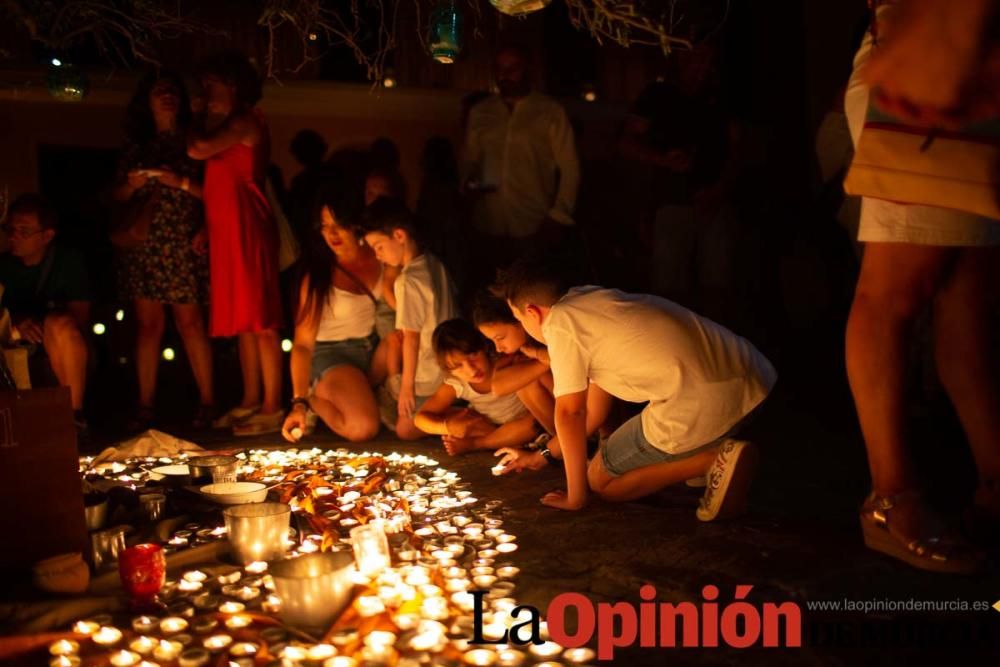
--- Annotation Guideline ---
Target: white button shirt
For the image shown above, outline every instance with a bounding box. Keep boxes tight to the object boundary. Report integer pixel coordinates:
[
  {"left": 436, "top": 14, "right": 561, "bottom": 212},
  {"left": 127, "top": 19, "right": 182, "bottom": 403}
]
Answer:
[{"left": 463, "top": 92, "right": 580, "bottom": 238}]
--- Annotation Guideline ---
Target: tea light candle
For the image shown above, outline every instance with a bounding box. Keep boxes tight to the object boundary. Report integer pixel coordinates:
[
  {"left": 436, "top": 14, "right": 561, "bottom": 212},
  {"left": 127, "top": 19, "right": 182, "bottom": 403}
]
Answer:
[
  {"left": 191, "top": 616, "right": 218, "bottom": 634},
  {"left": 167, "top": 601, "right": 195, "bottom": 618},
  {"left": 462, "top": 524, "right": 483, "bottom": 537},
  {"left": 464, "top": 649, "right": 497, "bottom": 666},
  {"left": 421, "top": 596, "right": 449, "bottom": 621},
  {"left": 218, "top": 601, "right": 245, "bottom": 614},
  {"left": 128, "top": 637, "right": 156, "bottom": 656},
  {"left": 183, "top": 570, "right": 208, "bottom": 583},
  {"left": 93, "top": 626, "right": 123, "bottom": 647},
  {"left": 496, "top": 649, "right": 526, "bottom": 667},
  {"left": 496, "top": 543, "right": 518, "bottom": 554},
  {"left": 224, "top": 614, "right": 252, "bottom": 630},
  {"left": 496, "top": 566, "right": 519, "bottom": 579},
  {"left": 153, "top": 640, "right": 182, "bottom": 661},
  {"left": 444, "top": 566, "right": 467, "bottom": 579},
  {"left": 451, "top": 591, "right": 476, "bottom": 612},
  {"left": 159, "top": 617, "right": 189, "bottom": 634},
  {"left": 217, "top": 570, "right": 242, "bottom": 585},
  {"left": 262, "top": 594, "right": 282, "bottom": 614},
  {"left": 478, "top": 549, "right": 499, "bottom": 559},
  {"left": 177, "top": 647, "right": 210, "bottom": 667},
  {"left": 192, "top": 593, "right": 220, "bottom": 611},
  {"left": 281, "top": 645, "right": 308, "bottom": 662},
  {"left": 529, "top": 641, "right": 563, "bottom": 658},
  {"left": 364, "top": 630, "right": 397, "bottom": 657},
  {"left": 329, "top": 628, "right": 359, "bottom": 648},
  {"left": 230, "top": 642, "right": 259, "bottom": 658},
  {"left": 471, "top": 566, "right": 494, "bottom": 577},
  {"left": 109, "top": 650, "right": 141, "bottom": 666},
  {"left": 131, "top": 616, "right": 158, "bottom": 634},
  {"left": 323, "top": 657, "right": 356, "bottom": 667},
  {"left": 564, "top": 647, "right": 596, "bottom": 663},
  {"left": 234, "top": 586, "right": 260, "bottom": 601},
  {"left": 298, "top": 540, "right": 319, "bottom": 554},
  {"left": 474, "top": 575, "right": 497, "bottom": 588},
  {"left": 49, "top": 657, "right": 80, "bottom": 667},
  {"left": 245, "top": 561, "right": 268, "bottom": 574},
  {"left": 306, "top": 644, "right": 335, "bottom": 661},
  {"left": 202, "top": 634, "right": 232, "bottom": 653},
  {"left": 71, "top": 621, "right": 99, "bottom": 636},
  {"left": 445, "top": 577, "right": 471, "bottom": 593},
  {"left": 484, "top": 528, "right": 504, "bottom": 539},
  {"left": 481, "top": 622, "right": 507, "bottom": 642},
  {"left": 177, "top": 579, "right": 202, "bottom": 593},
  {"left": 49, "top": 640, "right": 79, "bottom": 656},
  {"left": 168, "top": 536, "right": 188, "bottom": 547},
  {"left": 431, "top": 549, "right": 452, "bottom": 561},
  {"left": 356, "top": 595, "right": 385, "bottom": 617}
]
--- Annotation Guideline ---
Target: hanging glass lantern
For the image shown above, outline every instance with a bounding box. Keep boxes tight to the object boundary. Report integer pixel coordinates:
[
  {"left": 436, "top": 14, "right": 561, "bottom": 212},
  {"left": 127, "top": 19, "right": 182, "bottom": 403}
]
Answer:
[
  {"left": 488, "top": 0, "right": 552, "bottom": 16},
  {"left": 429, "top": 0, "right": 464, "bottom": 64},
  {"left": 47, "top": 59, "right": 89, "bottom": 102}
]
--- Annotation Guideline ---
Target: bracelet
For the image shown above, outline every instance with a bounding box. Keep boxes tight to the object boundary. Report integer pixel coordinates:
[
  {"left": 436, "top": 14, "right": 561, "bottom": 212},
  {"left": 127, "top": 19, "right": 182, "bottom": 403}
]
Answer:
[
  {"left": 538, "top": 444, "right": 555, "bottom": 465},
  {"left": 290, "top": 396, "right": 310, "bottom": 410},
  {"left": 181, "top": 176, "right": 190, "bottom": 192}
]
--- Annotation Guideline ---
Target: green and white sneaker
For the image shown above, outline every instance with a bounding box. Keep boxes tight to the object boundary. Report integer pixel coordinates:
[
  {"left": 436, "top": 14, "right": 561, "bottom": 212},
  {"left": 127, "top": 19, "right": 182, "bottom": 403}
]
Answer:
[
  {"left": 685, "top": 475, "right": 707, "bottom": 488},
  {"left": 696, "top": 439, "right": 758, "bottom": 522}
]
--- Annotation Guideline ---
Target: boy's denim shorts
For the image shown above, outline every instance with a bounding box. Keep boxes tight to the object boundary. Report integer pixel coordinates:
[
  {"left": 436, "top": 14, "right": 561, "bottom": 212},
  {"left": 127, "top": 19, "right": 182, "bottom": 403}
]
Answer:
[{"left": 311, "top": 333, "right": 377, "bottom": 384}]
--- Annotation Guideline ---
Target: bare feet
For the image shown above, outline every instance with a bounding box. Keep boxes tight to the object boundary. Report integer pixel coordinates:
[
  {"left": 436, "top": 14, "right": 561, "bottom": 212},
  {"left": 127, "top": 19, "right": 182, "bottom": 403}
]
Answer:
[{"left": 442, "top": 435, "right": 476, "bottom": 456}]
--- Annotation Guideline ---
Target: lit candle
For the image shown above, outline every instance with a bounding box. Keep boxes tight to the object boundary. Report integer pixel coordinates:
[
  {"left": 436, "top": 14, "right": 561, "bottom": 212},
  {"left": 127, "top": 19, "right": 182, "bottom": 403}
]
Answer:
[
  {"left": 159, "top": 617, "right": 189, "bottom": 634},
  {"left": 462, "top": 524, "right": 484, "bottom": 537},
  {"left": 496, "top": 543, "right": 518, "bottom": 554},
  {"left": 471, "top": 566, "right": 494, "bottom": 577},
  {"left": 131, "top": 616, "right": 158, "bottom": 633},
  {"left": 262, "top": 594, "right": 282, "bottom": 614},
  {"left": 420, "top": 596, "right": 449, "bottom": 621},
  {"left": 306, "top": 644, "right": 336, "bottom": 661},
  {"left": 474, "top": 575, "right": 497, "bottom": 588},
  {"left": 234, "top": 586, "right": 260, "bottom": 601},
  {"left": 183, "top": 570, "right": 208, "bottom": 583},
  {"left": 245, "top": 561, "right": 268, "bottom": 574},
  {"left": 218, "top": 601, "right": 245, "bottom": 614},
  {"left": 128, "top": 637, "right": 156, "bottom": 656},
  {"left": 217, "top": 570, "right": 241, "bottom": 585},
  {"left": 496, "top": 566, "right": 519, "bottom": 579},
  {"left": 281, "top": 645, "right": 308, "bottom": 662},
  {"left": 177, "top": 579, "right": 202, "bottom": 593},
  {"left": 298, "top": 540, "right": 319, "bottom": 554},
  {"left": 93, "top": 626, "right": 123, "bottom": 647},
  {"left": 484, "top": 528, "right": 504, "bottom": 539},
  {"left": 364, "top": 630, "right": 397, "bottom": 656},
  {"left": 48, "top": 640, "right": 79, "bottom": 656},
  {"left": 323, "top": 657, "right": 356, "bottom": 667},
  {"left": 109, "top": 650, "right": 141, "bottom": 667},
  {"left": 202, "top": 634, "right": 232, "bottom": 653},
  {"left": 350, "top": 522, "right": 391, "bottom": 577},
  {"left": 496, "top": 649, "right": 526, "bottom": 667},
  {"left": 230, "top": 642, "right": 259, "bottom": 658},
  {"left": 529, "top": 641, "right": 563, "bottom": 658},
  {"left": 168, "top": 536, "right": 188, "bottom": 547},
  {"left": 463, "top": 649, "right": 497, "bottom": 666},
  {"left": 224, "top": 614, "right": 252, "bottom": 630},
  {"left": 446, "top": 577, "right": 471, "bottom": 593},
  {"left": 564, "top": 647, "right": 596, "bottom": 663},
  {"left": 408, "top": 620, "right": 447, "bottom": 651},
  {"left": 153, "top": 640, "right": 183, "bottom": 661},
  {"left": 478, "top": 549, "right": 499, "bottom": 559},
  {"left": 71, "top": 621, "right": 99, "bottom": 636},
  {"left": 192, "top": 593, "right": 220, "bottom": 611},
  {"left": 49, "top": 657, "right": 80, "bottom": 667},
  {"left": 356, "top": 595, "right": 385, "bottom": 617}
]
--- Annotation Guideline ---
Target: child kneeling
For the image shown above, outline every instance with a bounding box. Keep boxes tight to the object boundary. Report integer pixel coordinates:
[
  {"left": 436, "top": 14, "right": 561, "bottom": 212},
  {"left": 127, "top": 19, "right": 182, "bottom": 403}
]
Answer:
[{"left": 414, "top": 319, "right": 540, "bottom": 455}]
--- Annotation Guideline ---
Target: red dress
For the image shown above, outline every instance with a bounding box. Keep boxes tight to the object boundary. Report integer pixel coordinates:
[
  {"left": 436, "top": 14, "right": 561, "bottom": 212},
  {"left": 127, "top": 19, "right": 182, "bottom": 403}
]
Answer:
[{"left": 202, "top": 120, "right": 282, "bottom": 337}]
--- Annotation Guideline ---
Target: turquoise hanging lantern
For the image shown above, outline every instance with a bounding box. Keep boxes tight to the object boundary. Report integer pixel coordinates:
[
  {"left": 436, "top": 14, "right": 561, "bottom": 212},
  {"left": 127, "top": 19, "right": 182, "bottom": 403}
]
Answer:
[
  {"left": 429, "top": 0, "right": 463, "bottom": 64},
  {"left": 489, "top": 0, "right": 552, "bottom": 16},
  {"left": 46, "top": 59, "right": 89, "bottom": 102}
]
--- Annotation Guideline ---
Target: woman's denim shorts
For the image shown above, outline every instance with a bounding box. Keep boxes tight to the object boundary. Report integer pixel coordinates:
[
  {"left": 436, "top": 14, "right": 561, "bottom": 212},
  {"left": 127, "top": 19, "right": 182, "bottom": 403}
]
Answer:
[{"left": 311, "top": 332, "right": 377, "bottom": 384}]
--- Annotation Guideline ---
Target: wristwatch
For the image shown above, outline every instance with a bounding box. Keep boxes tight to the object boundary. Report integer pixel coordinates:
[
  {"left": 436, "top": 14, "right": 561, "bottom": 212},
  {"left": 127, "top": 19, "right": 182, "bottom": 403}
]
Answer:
[{"left": 290, "top": 396, "right": 310, "bottom": 410}]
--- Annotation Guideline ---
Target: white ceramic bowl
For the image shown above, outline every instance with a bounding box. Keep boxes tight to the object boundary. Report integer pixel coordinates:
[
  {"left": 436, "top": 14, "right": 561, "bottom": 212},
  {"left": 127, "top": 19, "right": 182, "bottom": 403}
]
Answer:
[
  {"left": 148, "top": 464, "right": 190, "bottom": 480},
  {"left": 200, "top": 482, "right": 268, "bottom": 505}
]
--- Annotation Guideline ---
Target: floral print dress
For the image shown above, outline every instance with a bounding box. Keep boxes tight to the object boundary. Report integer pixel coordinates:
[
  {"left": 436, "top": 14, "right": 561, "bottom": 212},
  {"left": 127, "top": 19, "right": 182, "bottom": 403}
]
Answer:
[{"left": 117, "top": 131, "right": 208, "bottom": 304}]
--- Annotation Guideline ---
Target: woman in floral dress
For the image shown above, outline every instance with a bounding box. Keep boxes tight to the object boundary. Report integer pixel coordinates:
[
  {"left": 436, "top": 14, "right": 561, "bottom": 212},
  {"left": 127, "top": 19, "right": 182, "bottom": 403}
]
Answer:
[{"left": 113, "top": 71, "right": 214, "bottom": 430}]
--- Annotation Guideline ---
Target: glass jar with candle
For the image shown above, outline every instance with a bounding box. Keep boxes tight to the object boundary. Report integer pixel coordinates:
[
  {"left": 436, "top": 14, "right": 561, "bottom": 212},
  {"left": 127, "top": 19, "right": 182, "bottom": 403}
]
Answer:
[{"left": 350, "top": 521, "right": 391, "bottom": 577}]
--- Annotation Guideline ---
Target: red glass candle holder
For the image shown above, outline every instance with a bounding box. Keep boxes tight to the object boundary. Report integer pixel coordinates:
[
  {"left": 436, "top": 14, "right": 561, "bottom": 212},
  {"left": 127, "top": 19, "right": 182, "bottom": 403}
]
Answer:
[{"left": 118, "top": 543, "right": 165, "bottom": 607}]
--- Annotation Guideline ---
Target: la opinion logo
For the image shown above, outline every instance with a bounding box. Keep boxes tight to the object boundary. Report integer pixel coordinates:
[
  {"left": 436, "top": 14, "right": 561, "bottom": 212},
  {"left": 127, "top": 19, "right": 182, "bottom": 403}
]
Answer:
[{"left": 471, "top": 584, "right": 802, "bottom": 660}]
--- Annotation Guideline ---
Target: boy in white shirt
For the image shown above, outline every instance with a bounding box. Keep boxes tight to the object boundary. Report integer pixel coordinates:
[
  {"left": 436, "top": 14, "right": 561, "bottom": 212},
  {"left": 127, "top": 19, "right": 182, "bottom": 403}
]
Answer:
[
  {"left": 363, "top": 197, "right": 458, "bottom": 439},
  {"left": 503, "top": 255, "right": 777, "bottom": 519}
]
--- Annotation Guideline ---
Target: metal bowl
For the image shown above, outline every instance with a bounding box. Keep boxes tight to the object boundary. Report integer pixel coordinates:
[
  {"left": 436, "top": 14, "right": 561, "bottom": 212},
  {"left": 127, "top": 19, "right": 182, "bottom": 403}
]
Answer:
[
  {"left": 269, "top": 552, "right": 355, "bottom": 631},
  {"left": 188, "top": 455, "right": 238, "bottom": 485},
  {"left": 200, "top": 482, "right": 268, "bottom": 505}
]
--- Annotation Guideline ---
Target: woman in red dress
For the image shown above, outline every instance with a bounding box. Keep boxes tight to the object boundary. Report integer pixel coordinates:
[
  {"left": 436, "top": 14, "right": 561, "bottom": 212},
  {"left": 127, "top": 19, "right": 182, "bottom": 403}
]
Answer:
[{"left": 188, "top": 52, "right": 284, "bottom": 435}]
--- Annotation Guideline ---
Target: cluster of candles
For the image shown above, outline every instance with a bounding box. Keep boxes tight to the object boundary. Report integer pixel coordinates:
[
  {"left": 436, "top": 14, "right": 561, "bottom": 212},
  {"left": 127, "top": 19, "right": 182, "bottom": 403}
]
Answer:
[{"left": 67, "top": 448, "right": 594, "bottom": 666}]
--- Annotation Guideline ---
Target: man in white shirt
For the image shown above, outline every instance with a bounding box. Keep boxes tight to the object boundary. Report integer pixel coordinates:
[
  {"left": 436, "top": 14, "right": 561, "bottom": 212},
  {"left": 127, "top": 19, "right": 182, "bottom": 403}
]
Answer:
[
  {"left": 462, "top": 47, "right": 580, "bottom": 259},
  {"left": 503, "top": 254, "right": 776, "bottom": 519}
]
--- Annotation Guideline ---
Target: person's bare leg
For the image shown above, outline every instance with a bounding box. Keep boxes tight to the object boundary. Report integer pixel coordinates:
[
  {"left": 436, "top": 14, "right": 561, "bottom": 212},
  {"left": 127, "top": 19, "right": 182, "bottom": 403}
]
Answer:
[
  {"left": 386, "top": 331, "right": 402, "bottom": 377},
  {"left": 237, "top": 332, "right": 261, "bottom": 409},
  {"left": 846, "top": 242, "right": 952, "bottom": 498},
  {"left": 932, "top": 247, "right": 1000, "bottom": 486},
  {"left": 311, "top": 366, "right": 380, "bottom": 442},
  {"left": 396, "top": 413, "right": 427, "bottom": 441},
  {"left": 369, "top": 337, "right": 390, "bottom": 387},
  {"left": 134, "top": 299, "right": 165, "bottom": 409},
  {"left": 587, "top": 447, "right": 719, "bottom": 502},
  {"left": 172, "top": 303, "right": 214, "bottom": 406},
  {"left": 586, "top": 383, "right": 615, "bottom": 435},
  {"left": 43, "top": 313, "right": 88, "bottom": 411},
  {"left": 516, "top": 377, "right": 555, "bottom": 435},
  {"left": 255, "top": 328, "right": 283, "bottom": 414},
  {"left": 468, "top": 414, "right": 538, "bottom": 451}
]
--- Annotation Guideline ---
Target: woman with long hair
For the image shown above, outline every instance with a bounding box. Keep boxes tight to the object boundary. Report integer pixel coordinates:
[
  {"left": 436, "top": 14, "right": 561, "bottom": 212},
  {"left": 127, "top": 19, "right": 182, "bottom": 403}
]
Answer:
[
  {"left": 281, "top": 187, "right": 382, "bottom": 443},
  {"left": 113, "top": 70, "right": 214, "bottom": 430},
  {"left": 187, "top": 51, "right": 284, "bottom": 435}
]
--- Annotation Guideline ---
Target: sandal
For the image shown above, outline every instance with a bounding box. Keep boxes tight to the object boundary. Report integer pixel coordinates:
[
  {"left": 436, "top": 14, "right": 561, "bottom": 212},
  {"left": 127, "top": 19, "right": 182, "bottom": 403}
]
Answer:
[
  {"left": 860, "top": 491, "right": 984, "bottom": 574},
  {"left": 212, "top": 405, "right": 260, "bottom": 429},
  {"left": 191, "top": 404, "right": 217, "bottom": 430},
  {"left": 232, "top": 410, "right": 284, "bottom": 437}
]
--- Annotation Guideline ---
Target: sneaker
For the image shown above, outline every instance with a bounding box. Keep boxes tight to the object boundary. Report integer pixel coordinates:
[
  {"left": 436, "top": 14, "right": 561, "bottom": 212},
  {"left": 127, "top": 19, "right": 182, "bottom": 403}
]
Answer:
[
  {"left": 232, "top": 410, "right": 283, "bottom": 437},
  {"left": 696, "top": 439, "right": 758, "bottom": 522},
  {"left": 212, "top": 404, "right": 260, "bottom": 429}
]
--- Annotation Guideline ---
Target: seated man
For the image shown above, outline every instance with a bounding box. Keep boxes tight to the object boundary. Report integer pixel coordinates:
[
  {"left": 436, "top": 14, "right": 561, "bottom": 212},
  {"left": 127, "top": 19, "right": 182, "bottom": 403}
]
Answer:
[
  {"left": 0, "top": 195, "right": 91, "bottom": 429},
  {"left": 501, "top": 253, "right": 776, "bottom": 519}
]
